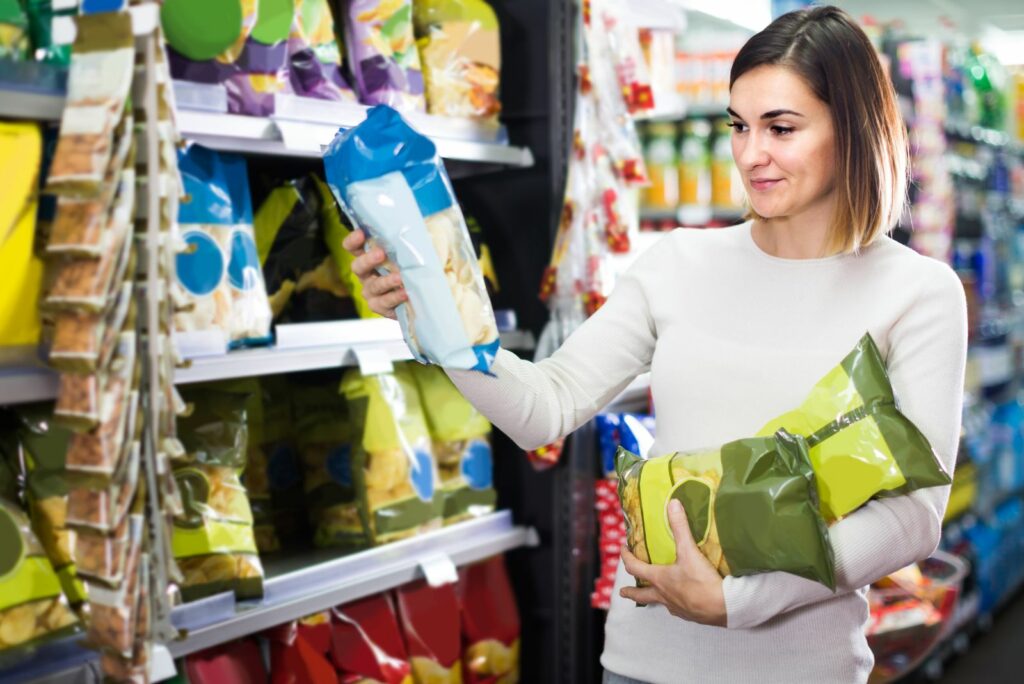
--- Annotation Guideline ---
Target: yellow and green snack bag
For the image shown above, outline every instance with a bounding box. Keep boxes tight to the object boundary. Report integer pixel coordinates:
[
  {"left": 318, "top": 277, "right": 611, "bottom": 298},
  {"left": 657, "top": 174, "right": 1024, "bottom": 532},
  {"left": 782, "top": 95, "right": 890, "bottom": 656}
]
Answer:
[
  {"left": 174, "top": 386, "right": 264, "bottom": 602},
  {"left": 757, "top": 333, "right": 950, "bottom": 522},
  {"left": 340, "top": 363, "right": 443, "bottom": 546},
  {"left": 16, "top": 408, "right": 88, "bottom": 608},
  {"left": 409, "top": 363, "right": 495, "bottom": 524},
  {"left": 318, "top": 174, "right": 379, "bottom": 320},
  {"left": 617, "top": 430, "right": 835, "bottom": 591}
]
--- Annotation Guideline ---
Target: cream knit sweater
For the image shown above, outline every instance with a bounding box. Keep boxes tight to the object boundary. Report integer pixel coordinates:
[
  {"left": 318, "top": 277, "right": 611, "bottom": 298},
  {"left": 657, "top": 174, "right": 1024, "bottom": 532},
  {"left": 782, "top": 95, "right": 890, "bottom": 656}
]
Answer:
[{"left": 447, "top": 222, "right": 967, "bottom": 684}]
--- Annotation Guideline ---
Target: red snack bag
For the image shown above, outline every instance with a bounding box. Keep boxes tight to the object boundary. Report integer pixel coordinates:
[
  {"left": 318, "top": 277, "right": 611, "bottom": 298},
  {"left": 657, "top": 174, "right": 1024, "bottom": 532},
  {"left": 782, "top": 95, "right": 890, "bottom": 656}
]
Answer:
[
  {"left": 456, "top": 556, "right": 520, "bottom": 684},
  {"left": 186, "top": 637, "right": 267, "bottom": 684},
  {"left": 395, "top": 581, "right": 461, "bottom": 684},
  {"left": 268, "top": 620, "right": 338, "bottom": 684},
  {"left": 298, "top": 611, "right": 332, "bottom": 656},
  {"left": 331, "top": 594, "right": 412, "bottom": 684}
]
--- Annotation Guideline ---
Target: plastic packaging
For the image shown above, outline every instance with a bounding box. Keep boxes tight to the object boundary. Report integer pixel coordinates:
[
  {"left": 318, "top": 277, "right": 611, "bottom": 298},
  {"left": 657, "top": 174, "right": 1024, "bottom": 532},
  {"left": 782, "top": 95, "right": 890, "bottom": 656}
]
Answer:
[
  {"left": 0, "top": 122, "right": 44, "bottom": 348},
  {"left": 410, "top": 363, "right": 496, "bottom": 524},
  {"left": 0, "top": 498, "right": 79, "bottom": 657},
  {"left": 616, "top": 431, "right": 834, "bottom": 589},
  {"left": 456, "top": 556, "right": 520, "bottom": 684},
  {"left": 175, "top": 143, "right": 272, "bottom": 350},
  {"left": 173, "top": 385, "right": 264, "bottom": 601},
  {"left": 345, "top": 0, "right": 426, "bottom": 112},
  {"left": 324, "top": 105, "right": 500, "bottom": 372},
  {"left": 287, "top": 0, "right": 357, "bottom": 102},
  {"left": 0, "top": 0, "right": 30, "bottom": 59},
  {"left": 340, "top": 364, "right": 444, "bottom": 547},
  {"left": 56, "top": 332, "right": 136, "bottom": 435},
  {"left": 74, "top": 512, "right": 134, "bottom": 588},
  {"left": 595, "top": 411, "right": 655, "bottom": 476},
  {"left": 396, "top": 580, "right": 462, "bottom": 684},
  {"left": 46, "top": 12, "right": 134, "bottom": 197},
  {"left": 67, "top": 448, "right": 139, "bottom": 535},
  {"left": 330, "top": 593, "right": 413, "bottom": 683},
  {"left": 50, "top": 282, "right": 133, "bottom": 374},
  {"left": 86, "top": 518, "right": 143, "bottom": 656},
  {"left": 413, "top": 0, "right": 501, "bottom": 120},
  {"left": 45, "top": 219, "right": 134, "bottom": 313}
]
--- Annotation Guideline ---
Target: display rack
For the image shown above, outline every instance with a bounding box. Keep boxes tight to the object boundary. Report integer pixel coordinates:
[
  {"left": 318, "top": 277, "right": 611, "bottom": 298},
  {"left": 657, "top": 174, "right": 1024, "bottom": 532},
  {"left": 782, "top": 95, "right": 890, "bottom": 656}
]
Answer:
[{"left": 6, "top": 512, "right": 536, "bottom": 683}]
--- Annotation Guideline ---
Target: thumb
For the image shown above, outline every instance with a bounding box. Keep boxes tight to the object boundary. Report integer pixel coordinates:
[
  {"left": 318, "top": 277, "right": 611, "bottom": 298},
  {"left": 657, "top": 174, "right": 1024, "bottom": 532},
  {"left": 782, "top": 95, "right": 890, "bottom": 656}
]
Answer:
[{"left": 667, "top": 499, "right": 697, "bottom": 559}]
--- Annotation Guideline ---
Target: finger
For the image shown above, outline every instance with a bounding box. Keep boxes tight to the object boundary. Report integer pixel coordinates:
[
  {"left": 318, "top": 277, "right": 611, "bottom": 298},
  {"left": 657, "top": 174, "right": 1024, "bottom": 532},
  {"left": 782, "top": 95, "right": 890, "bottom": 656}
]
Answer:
[
  {"left": 365, "top": 273, "right": 403, "bottom": 297},
  {"left": 352, "top": 248, "right": 386, "bottom": 279},
  {"left": 667, "top": 499, "right": 698, "bottom": 560},
  {"left": 621, "top": 547, "right": 656, "bottom": 584},
  {"left": 377, "top": 287, "right": 408, "bottom": 313},
  {"left": 619, "top": 586, "right": 664, "bottom": 606},
  {"left": 342, "top": 229, "right": 366, "bottom": 253}
]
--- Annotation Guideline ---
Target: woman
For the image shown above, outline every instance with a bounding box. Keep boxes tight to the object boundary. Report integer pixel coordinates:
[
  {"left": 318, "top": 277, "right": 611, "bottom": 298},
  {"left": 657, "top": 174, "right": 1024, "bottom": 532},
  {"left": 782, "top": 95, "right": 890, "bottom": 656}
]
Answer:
[{"left": 343, "top": 6, "right": 967, "bottom": 683}]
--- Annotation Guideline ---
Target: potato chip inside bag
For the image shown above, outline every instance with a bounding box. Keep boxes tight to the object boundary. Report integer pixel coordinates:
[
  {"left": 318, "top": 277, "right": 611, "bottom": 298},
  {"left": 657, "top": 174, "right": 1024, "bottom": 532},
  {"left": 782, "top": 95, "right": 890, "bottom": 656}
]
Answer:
[
  {"left": 0, "top": 498, "right": 80, "bottom": 658},
  {"left": 409, "top": 363, "right": 495, "bottom": 524},
  {"left": 757, "top": 333, "right": 950, "bottom": 522},
  {"left": 616, "top": 430, "right": 836, "bottom": 590},
  {"left": 174, "top": 386, "right": 264, "bottom": 601},
  {"left": 323, "top": 105, "right": 500, "bottom": 372},
  {"left": 340, "top": 364, "right": 443, "bottom": 546}
]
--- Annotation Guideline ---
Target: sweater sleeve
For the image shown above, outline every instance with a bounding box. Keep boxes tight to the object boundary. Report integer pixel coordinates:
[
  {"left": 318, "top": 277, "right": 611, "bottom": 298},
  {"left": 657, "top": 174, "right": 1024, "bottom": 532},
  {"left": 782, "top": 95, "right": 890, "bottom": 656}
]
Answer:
[
  {"left": 723, "top": 262, "right": 968, "bottom": 630},
  {"left": 443, "top": 247, "right": 662, "bottom": 452}
]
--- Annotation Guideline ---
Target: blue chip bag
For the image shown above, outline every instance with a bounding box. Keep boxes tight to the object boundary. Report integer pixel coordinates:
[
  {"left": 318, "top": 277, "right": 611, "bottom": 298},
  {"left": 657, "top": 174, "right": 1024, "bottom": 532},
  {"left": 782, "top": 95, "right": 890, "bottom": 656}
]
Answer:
[
  {"left": 175, "top": 143, "right": 272, "bottom": 352},
  {"left": 596, "top": 412, "right": 656, "bottom": 475},
  {"left": 322, "top": 105, "right": 500, "bottom": 372}
]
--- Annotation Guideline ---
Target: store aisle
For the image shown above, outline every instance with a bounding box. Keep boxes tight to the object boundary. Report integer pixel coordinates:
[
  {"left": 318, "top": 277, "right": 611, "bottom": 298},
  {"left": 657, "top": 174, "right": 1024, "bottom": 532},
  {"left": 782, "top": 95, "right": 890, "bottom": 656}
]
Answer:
[{"left": 940, "top": 592, "right": 1024, "bottom": 682}]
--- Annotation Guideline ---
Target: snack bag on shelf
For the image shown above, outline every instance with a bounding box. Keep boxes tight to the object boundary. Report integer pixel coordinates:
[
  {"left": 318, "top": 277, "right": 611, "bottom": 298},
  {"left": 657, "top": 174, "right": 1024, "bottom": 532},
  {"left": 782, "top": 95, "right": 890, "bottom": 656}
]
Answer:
[
  {"left": 187, "top": 637, "right": 269, "bottom": 684},
  {"left": 0, "top": 122, "right": 44, "bottom": 348},
  {"left": 755, "top": 333, "right": 951, "bottom": 522},
  {"left": 330, "top": 593, "right": 413, "bottom": 683},
  {"left": 175, "top": 143, "right": 272, "bottom": 352},
  {"left": 595, "top": 412, "right": 655, "bottom": 476},
  {"left": 412, "top": 0, "right": 501, "bottom": 120},
  {"left": 456, "top": 556, "right": 520, "bottom": 684},
  {"left": 254, "top": 175, "right": 357, "bottom": 323},
  {"left": 173, "top": 386, "right": 264, "bottom": 601},
  {"left": 344, "top": 0, "right": 426, "bottom": 112},
  {"left": 324, "top": 105, "right": 500, "bottom": 372},
  {"left": 288, "top": 0, "right": 357, "bottom": 102},
  {"left": 0, "top": 496, "right": 79, "bottom": 659},
  {"left": 616, "top": 431, "right": 834, "bottom": 589},
  {"left": 241, "top": 377, "right": 306, "bottom": 553},
  {"left": 45, "top": 11, "right": 134, "bottom": 196},
  {"left": 341, "top": 364, "right": 444, "bottom": 546},
  {"left": 16, "top": 408, "right": 88, "bottom": 608},
  {"left": 292, "top": 379, "right": 360, "bottom": 549},
  {"left": 0, "top": 0, "right": 30, "bottom": 59},
  {"left": 409, "top": 363, "right": 496, "bottom": 524},
  {"left": 396, "top": 580, "right": 462, "bottom": 684},
  {"left": 23, "top": 0, "right": 73, "bottom": 66},
  {"left": 319, "top": 175, "right": 379, "bottom": 320}
]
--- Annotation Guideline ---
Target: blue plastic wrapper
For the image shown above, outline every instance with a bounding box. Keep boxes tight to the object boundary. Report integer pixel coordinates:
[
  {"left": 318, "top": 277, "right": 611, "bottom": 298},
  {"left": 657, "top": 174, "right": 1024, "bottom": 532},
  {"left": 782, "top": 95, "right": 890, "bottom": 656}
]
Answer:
[
  {"left": 596, "top": 412, "right": 655, "bottom": 475},
  {"left": 175, "top": 143, "right": 272, "bottom": 351},
  {"left": 322, "top": 105, "right": 500, "bottom": 372}
]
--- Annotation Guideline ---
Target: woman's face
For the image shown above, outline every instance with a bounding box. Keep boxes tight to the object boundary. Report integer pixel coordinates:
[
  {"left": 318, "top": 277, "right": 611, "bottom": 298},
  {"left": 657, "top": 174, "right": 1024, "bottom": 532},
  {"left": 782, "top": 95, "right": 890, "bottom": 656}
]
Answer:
[{"left": 728, "top": 65, "right": 836, "bottom": 223}]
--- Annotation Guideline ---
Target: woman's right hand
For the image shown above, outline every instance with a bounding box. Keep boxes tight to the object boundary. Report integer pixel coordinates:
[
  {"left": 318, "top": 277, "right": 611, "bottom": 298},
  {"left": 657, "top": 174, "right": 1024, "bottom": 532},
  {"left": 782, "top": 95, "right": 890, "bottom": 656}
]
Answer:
[{"left": 342, "top": 229, "right": 408, "bottom": 320}]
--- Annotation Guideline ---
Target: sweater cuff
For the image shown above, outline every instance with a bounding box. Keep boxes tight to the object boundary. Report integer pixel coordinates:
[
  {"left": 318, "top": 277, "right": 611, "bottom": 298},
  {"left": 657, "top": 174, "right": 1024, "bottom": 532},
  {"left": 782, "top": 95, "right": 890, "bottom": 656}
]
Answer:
[{"left": 722, "top": 575, "right": 763, "bottom": 630}]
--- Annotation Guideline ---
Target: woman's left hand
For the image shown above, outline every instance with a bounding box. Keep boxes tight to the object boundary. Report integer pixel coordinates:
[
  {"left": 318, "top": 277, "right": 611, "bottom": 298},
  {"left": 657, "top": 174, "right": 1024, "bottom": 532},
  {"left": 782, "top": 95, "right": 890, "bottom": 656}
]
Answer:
[{"left": 620, "top": 499, "right": 728, "bottom": 628}]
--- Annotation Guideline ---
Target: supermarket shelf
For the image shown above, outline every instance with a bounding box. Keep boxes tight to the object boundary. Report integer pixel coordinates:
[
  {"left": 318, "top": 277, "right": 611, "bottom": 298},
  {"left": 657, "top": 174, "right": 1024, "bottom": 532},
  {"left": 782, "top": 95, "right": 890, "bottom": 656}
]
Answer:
[
  {"left": 177, "top": 105, "right": 535, "bottom": 168},
  {"left": 0, "top": 348, "right": 58, "bottom": 406},
  {"left": 165, "top": 510, "right": 537, "bottom": 660},
  {"left": 0, "top": 61, "right": 67, "bottom": 122}
]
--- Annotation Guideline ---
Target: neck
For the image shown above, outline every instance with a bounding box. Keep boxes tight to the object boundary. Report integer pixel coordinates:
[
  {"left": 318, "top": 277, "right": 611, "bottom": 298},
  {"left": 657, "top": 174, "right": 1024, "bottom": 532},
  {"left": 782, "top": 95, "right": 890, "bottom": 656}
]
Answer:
[{"left": 751, "top": 197, "right": 838, "bottom": 259}]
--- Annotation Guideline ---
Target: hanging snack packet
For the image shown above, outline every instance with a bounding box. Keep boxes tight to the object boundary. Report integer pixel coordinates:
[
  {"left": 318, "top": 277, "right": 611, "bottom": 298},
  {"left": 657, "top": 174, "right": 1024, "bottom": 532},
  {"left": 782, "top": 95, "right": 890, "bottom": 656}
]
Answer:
[
  {"left": 85, "top": 517, "right": 143, "bottom": 657},
  {"left": 67, "top": 447, "right": 139, "bottom": 536},
  {"left": 330, "top": 593, "right": 413, "bottom": 684},
  {"left": 74, "top": 511, "right": 136, "bottom": 588},
  {"left": 49, "top": 282, "right": 133, "bottom": 374},
  {"left": 616, "top": 430, "right": 836, "bottom": 590},
  {"left": 456, "top": 555, "right": 520, "bottom": 684},
  {"left": 174, "top": 385, "right": 264, "bottom": 601},
  {"left": 756, "top": 333, "right": 951, "bottom": 522},
  {"left": 413, "top": 0, "right": 502, "bottom": 120},
  {"left": 324, "top": 105, "right": 500, "bottom": 372},
  {"left": 345, "top": 0, "right": 426, "bottom": 111},
  {"left": 0, "top": 497, "right": 79, "bottom": 657},
  {"left": 46, "top": 11, "right": 134, "bottom": 196},
  {"left": 44, "top": 219, "right": 134, "bottom": 314},
  {"left": 254, "top": 175, "right": 356, "bottom": 323},
  {"left": 340, "top": 364, "right": 443, "bottom": 546},
  {"left": 55, "top": 331, "right": 136, "bottom": 435},
  {"left": 410, "top": 363, "right": 495, "bottom": 524},
  {"left": 396, "top": 580, "right": 462, "bottom": 684},
  {"left": 175, "top": 143, "right": 272, "bottom": 351}
]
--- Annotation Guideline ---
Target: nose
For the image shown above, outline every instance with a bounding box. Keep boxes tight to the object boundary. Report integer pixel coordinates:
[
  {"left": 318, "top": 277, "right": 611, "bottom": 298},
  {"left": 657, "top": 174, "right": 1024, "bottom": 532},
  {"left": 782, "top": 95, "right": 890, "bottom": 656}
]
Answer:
[{"left": 734, "top": 131, "right": 770, "bottom": 172}]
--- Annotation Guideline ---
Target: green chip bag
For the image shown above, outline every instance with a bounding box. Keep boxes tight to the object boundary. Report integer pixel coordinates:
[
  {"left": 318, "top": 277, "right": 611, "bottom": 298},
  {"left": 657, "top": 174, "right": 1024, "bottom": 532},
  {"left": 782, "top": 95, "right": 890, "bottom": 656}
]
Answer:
[
  {"left": 617, "top": 430, "right": 835, "bottom": 591},
  {"left": 340, "top": 363, "right": 443, "bottom": 547},
  {"left": 174, "top": 386, "right": 264, "bottom": 602},
  {"left": 757, "top": 333, "right": 950, "bottom": 522},
  {"left": 409, "top": 363, "right": 495, "bottom": 524}
]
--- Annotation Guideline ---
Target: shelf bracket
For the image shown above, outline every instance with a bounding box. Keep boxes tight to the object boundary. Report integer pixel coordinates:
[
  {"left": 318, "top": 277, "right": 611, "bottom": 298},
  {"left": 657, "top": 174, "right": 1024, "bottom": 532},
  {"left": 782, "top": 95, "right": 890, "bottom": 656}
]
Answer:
[
  {"left": 352, "top": 347, "right": 395, "bottom": 376},
  {"left": 417, "top": 551, "right": 458, "bottom": 588}
]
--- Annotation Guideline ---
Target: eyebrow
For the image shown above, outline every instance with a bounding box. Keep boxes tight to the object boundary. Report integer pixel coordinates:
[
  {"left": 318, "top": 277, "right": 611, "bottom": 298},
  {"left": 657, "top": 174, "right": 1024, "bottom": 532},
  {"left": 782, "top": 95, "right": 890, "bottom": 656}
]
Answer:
[{"left": 726, "top": 108, "right": 805, "bottom": 120}]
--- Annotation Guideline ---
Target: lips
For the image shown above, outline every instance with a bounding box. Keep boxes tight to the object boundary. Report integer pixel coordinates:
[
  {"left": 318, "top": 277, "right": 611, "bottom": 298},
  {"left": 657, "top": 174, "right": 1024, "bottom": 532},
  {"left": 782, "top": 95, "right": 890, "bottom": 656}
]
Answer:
[{"left": 750, "top": 178, "right": 782, "bottom": 191}]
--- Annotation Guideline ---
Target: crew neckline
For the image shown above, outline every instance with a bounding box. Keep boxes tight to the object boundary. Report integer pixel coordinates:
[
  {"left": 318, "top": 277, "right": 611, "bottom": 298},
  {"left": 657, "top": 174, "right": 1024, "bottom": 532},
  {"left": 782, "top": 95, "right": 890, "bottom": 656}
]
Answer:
[{"left": 742, "top": 221, "right": 856, "bottom": 265}]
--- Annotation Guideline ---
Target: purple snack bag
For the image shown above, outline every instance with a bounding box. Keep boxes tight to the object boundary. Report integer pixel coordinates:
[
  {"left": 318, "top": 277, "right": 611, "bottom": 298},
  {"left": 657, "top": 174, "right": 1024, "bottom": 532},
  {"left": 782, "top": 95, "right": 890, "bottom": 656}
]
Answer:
[{"left": 344, "top": 0, "right": 426, "bottom": 112}]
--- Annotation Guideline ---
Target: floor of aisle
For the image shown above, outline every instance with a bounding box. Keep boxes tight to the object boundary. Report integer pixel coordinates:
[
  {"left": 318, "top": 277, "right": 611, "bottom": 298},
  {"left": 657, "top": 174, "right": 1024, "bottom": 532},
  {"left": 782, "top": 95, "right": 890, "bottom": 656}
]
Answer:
[{"left": 937, "top": 591, "right": 1024, "bottom": 682}]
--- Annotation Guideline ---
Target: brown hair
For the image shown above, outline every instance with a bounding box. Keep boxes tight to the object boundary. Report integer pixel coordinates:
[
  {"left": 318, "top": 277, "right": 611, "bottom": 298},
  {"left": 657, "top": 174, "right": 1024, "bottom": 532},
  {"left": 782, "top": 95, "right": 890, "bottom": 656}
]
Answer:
[{"left": 730, "top": 5, "right": 909, "bottom": 254}]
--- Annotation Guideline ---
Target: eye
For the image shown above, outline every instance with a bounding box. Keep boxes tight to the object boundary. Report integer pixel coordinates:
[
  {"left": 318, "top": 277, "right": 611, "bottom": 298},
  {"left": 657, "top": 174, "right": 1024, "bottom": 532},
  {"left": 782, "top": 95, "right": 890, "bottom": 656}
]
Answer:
[
  {"left": 726, "top": 121, "right": 748, "bottom": 133},
  {"left": 771, "top": 125, "right": 795, "bottom": 136}
]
